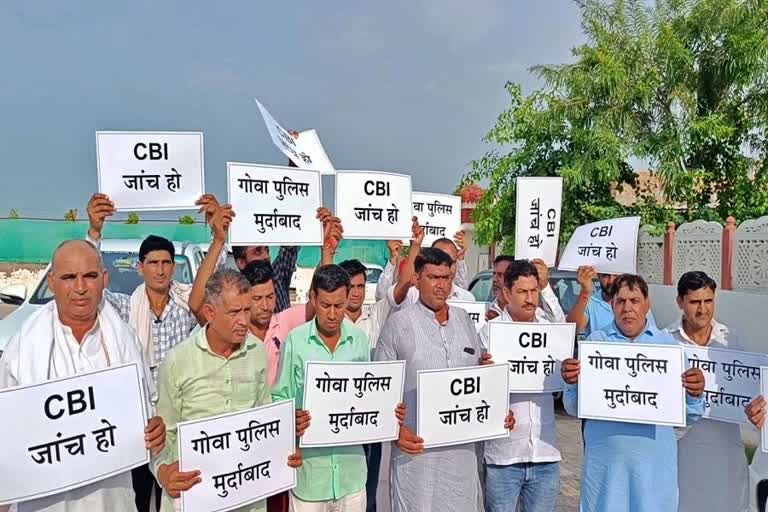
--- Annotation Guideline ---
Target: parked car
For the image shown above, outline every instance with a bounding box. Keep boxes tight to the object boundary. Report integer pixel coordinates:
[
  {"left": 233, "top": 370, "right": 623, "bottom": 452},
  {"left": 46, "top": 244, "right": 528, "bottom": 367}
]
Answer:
[
  {"left": 0, "top": 239, "right": 205, "bottom": 355},
  {"left": 364, "top": 263, "right": 383, "bottom": 305}
]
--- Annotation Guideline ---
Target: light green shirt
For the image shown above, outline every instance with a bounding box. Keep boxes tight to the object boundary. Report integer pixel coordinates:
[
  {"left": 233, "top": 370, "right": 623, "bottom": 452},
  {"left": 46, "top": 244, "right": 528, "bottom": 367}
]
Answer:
[
  {"left": 152, "top": 326, "right": 271, "bottom": 512},
  {"left": 271, "top": 319, "right": 369, "bottom": 502}
]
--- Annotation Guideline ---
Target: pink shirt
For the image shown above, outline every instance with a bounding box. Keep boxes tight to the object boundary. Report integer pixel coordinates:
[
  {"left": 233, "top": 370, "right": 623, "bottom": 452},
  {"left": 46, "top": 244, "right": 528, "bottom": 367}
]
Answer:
[{"left": 249, "top": 304, "right": 307, "bottom": 386}]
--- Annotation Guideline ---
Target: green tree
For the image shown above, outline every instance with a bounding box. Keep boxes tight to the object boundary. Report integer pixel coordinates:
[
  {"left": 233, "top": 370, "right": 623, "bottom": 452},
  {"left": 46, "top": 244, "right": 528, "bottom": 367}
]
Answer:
[
  {"left": 178, "top": 215, "right": 195, "bottom": 225},
  {"left": 64, "top": 209, "right": 78, "bottom": 222},
  {"left": 463, "top": 0, "right": 768, "bottom": 249},
  {"left": 8, "top": 209, "right": 19, "bottom": 219},
  {"left": 126, "top": 212, "right": 140, "bottom": 224}
]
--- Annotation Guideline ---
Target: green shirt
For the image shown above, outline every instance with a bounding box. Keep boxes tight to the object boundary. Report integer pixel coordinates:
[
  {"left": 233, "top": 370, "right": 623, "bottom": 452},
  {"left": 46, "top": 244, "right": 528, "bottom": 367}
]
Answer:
[
  {"left": 271, "top": 319, "right": 369, "bottom": 502},
  {"left": 152, "top": 326, "right": 271, "bottom": 512}
]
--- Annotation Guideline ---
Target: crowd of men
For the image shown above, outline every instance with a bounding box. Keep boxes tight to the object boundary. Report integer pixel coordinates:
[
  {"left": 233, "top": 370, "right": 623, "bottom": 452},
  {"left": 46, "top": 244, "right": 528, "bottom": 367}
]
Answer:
[{"left": 1, "top": 191, "right": 766, "bottom": 512}]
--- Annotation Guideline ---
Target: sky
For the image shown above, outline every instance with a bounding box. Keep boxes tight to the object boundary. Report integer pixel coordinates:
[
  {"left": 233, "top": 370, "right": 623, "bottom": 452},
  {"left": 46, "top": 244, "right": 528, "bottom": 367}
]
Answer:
[{"left": 0, "top": 1, "right": 585, "bottom": 219}]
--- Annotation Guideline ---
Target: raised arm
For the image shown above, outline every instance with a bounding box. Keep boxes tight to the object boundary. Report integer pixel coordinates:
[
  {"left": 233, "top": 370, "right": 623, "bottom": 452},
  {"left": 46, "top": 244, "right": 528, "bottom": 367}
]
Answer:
[
  {"left": 566, "top": 266, "right": 596, "bottom": 333},
  {"left": 453, "top": 230, "right": 468, "bottom": 289},
  {"left": 376, "top": 241, "right": 402, "bottom": 300},
  {"left": 392, "top": 217, "right": 423, "bottom": 305}
]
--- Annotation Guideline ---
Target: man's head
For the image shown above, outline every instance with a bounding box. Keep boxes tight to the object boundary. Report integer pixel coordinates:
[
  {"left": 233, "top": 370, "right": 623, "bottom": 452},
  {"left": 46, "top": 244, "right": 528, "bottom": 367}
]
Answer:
[
  {"left": 310, "top": 265, "right": 351, "bottom": 338},
  {"left": 201, "top": 269, "right": 252, "bottom": 346},
  {"left": 232, "top": 245, "right": 270, "bottom": 271},
  {"left": 676, "top": 271, "right": 717, "bottom": 332},
  {"left": 242, "top": 260, "right": 277, "bottom": 330},
  {"left": 431, "top": 238, "right": 458, "bottom": 281},
  {"left": 598, "top": 273, "right": 618, "bottom": 297},
  {"left": 48, "top": 240, "right": 108, "bottom": 326},
  {"left": 138, "top": 235, "right": 175, "bottom": 293},
  {"left": 414, "top": 248, "right": 453, "bottom": 311},
  {"left": 611, "top": 274, "right": 651, "bottom": 338},
  {"left": 502, "top": 260, "right": 540, "bottom": 322},
  {"left": 338, "top": 260, "right": 367, "bottom": 314},
  {"left": 493, "top": 255, "right": 515, "bottom": 302}
]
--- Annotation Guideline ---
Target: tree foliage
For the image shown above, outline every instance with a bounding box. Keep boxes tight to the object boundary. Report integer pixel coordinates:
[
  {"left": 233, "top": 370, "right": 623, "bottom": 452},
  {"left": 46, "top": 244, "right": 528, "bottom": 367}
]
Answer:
[
  {"left": 126, "top": 212, "right": 140, "bottom": 225},
  {"left": 463, "top": 0, "right": 768, "bottom": 249},
  {"left": 178, "top": 215, "right": 195, "bottom": 225}
]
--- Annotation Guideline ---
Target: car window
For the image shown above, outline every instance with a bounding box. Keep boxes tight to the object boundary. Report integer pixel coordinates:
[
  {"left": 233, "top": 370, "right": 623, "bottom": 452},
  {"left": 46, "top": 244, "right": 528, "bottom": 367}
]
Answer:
[
  {"left": 469, "top": 274, "right": 493, "bottom": 302},
  {"left": 548, "top": 277, "right": 601, "bottom": 315},
  {"left": 366, "top": 268, "right": 383, "bottom": 284},
  {"left": 30, "top": 252, "right": 194, "bottom": 304}
]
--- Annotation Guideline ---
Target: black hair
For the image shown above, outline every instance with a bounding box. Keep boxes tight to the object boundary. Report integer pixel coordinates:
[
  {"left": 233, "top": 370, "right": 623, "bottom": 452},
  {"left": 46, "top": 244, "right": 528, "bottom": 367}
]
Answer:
[
  {"left": 677, "top": 271, "right": 717, "bottom": 298},
  {"left": 241, "top": 259, "right": 274, "bottom": 287},
  {"left": 139, "top": 235, "right": 175, "bottom": 263},
  {"left": 503, "top": 259, "right": 539, "bottom": 288},
  {"left": 612, "top": 274, "right": 649, "bottom": 298},
  {"left": 232, "top": 245, "right": 247, "bottom": 260},
  {"left": 339, "top": 259, "right": 367, "bottom": 280},
  {"left": 414, "top": 247, "right": 453, "bottom": 273},
  {"left": 311, "top": 264, "right": 351, "bottom": 294},
  {"left": 494, "top": 255, "right": 515, "bottom": 267}
]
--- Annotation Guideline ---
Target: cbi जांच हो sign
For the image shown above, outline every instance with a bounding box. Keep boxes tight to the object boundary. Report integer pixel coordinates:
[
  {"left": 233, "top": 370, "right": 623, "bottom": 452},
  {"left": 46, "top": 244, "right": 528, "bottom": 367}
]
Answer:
[
  {"left": 335, "top": 171, "right": 413, "bottom": 240},
  {"left": 514, "top": 177, "right": 563, "bottom": 266},
  {"left": 96, "top": 131, "right": 205, "bottom": 211},
  {"left": 0, "top": 363, "right": 150, "bottom": 506},
  {"left": 558, "top": 216, "right": 640, "bottom": 274}
]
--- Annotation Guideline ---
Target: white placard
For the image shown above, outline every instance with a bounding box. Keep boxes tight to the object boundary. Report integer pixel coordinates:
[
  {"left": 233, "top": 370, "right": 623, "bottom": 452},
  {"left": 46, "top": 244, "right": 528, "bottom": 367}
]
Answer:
[
  {"left": 449, "top": 301, "right": 489, "bottom": 332},
  {"left": 417, "top": 364, "right": 509, "bottom": 448},
  {"left": 412, "top": 192, "right": 462, "bottom": 246},
  {"left": 0, "top": 363, "right": 149, "bottom": 506},
  {"left": 96, "top": 131, "right": 204, "bottom": 211},
  {"left": 335, "top": 171, "right": 412, "bottom": 240},
  {"left": 254, "top": 100, "right": 336, "bottom": 175},
  {"left": 227, "top": 162, "right": 323, "bottom": 246},
  {"left": 686, "top": 346, "right": 766, "bottom": 424},
  {"left": 558, "top": 217, "right": 640, "bottom": 274},
  {"left": 301, "top": 361, "right": 405, "bottom": 447},
  {"left": 761, "top": 368, "right": 768, "bottom": 453},
  {"left": 578, "top": 341, "right": 686, "bottom": 427},
  {"left": 515, "top": 177, "right": 563, "bottom": 266},
  {"left": 488, "top": 322, "right": 576, "bottom": 393},
  {"left": 178, "top": 400, "right": 296, "bottom": 512}
]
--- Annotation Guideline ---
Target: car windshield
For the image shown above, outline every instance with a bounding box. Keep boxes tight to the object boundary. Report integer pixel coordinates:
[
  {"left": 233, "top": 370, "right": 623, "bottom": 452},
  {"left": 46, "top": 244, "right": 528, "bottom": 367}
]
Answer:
[
  {"left": 470, "top": 273, "right": 493, "bottom": 302},
  {"left": 549, "top": 275, "right": 602, "bottom": 314},
  {"left": 366, "top": 268, "right": 383, "bottom": 284},
  {"left": 30, "top": 252, "right": 193, "bottom": 304}
]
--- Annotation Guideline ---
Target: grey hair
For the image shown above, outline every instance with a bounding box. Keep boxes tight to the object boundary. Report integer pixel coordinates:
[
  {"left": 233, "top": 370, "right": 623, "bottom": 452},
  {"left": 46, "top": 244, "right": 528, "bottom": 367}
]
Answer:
[
  {"left": 50, "top": 239, "right": 104, "bottom": 274},
  {"left": 204, "top": 268, "right": 251, "bottom": 305}
]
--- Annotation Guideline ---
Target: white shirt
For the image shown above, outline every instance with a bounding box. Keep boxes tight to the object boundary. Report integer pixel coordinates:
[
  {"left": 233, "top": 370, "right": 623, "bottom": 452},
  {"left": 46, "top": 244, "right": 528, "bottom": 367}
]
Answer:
[
  {"left": 344, "top": 294, "right": 396, "bottom": 352},
  {"left": 478, "top": 308, "right": 563, "bottom": 465},
  {"left": 490, "top": 285, "right": 566, "bottom": 324},
  {"left": 665, "top": 318, "right": 749, "bottom": 512},
  {"left": 375, "top": 259, "right": 468, "bottom": 301}
]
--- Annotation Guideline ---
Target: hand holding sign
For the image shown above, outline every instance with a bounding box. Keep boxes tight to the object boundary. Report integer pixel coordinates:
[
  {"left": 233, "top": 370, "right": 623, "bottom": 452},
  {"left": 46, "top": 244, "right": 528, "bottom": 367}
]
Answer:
[
  {"left": 576, "top": 266, "right": 596, "bottom": 296},
  {"left": 296, "top": 409, "right": 311, "bottom": 438},
  {"left": 561, "top": 358, "right": 580, "bottom": 385},
  {"left": 682, "top": 368, "right": 705, "bottom": 398},
  {"left": 397, "top": 425, "right": 424, "bottom": 455},
  {"left": 531, "top": 259, "right": 549, "bottom": 290},
  {"left": 86, "top": 193, "right": 116, "bottom": 240},
  {"left": 145, "top": 416, "right": 166, "bottom": 456},
  {"left": 211, "top": 206, "right": 235, "bottom": 243},
  {"left": 410, "top": 216, "right": 425, "bottom": 248},
  {"left": 195, "top": 194, "right": 221, "bottom": 227},
  {"left": 454, "top": 231, "right": 467, "bottom": 261},
  {"left": 747, "top": 395, "right": 766, "bottom": 428},
  {"left": 158, "top": 461, "right": 202, "bottom": 499},
  {"left": 504, "top": 411, "right": 516, "bottom": 431}
]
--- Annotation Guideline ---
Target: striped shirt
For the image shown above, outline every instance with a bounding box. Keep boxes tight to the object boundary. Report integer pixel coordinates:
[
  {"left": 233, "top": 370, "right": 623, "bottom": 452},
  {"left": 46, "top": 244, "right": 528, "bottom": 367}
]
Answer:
[
  {"left": 271, "top": 246, "right": 300, "bottom": 313},
  {"left": 373, "top": 301, "right": 485, "bottom": 512}
]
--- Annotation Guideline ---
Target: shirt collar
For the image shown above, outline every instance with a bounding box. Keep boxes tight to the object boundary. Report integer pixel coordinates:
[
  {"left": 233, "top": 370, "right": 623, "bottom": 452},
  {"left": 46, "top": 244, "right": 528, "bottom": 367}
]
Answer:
[
  {"left": 308, "top": 318, "right": 355, "bottom": 348},
  {"left": 605, "top": 319, "right": 655, "bottom": 340},
  {"left": 667, "top": 317, "right": 728, "bottom": 346},
  {"left": 416, "top": 300, "right": 450, "bottom": 325}
]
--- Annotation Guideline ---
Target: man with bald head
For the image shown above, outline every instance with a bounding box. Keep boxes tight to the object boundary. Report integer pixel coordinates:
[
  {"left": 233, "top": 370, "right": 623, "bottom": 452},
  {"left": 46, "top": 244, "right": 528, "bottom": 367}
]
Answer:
[{"left": 0, "top": 240, "right": 166, "bottom": 512}]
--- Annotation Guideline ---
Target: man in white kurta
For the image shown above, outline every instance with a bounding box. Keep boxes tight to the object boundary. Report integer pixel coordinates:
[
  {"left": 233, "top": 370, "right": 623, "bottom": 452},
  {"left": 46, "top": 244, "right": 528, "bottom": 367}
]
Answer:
[
  {"left": 0, "top": 240, "right": 164, "bottom": 512},
  {"left": 665, "top": 271, "right": 749, "bottom": 512}
]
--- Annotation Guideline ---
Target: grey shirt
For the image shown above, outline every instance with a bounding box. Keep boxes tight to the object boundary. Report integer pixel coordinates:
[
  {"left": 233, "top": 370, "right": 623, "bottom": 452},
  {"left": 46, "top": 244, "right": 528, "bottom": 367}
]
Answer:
[{"left": 374, "top": 301, "right": 485, "bottom": 512}]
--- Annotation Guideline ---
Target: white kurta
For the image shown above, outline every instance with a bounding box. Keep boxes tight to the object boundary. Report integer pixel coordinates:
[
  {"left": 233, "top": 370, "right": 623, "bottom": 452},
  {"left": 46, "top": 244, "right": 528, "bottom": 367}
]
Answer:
[
  {"left": 0, "top": 301, "right": 153, "bottom": 512},
  {"left": 665, "top": 318, "right": 750, "bottom": 512}
]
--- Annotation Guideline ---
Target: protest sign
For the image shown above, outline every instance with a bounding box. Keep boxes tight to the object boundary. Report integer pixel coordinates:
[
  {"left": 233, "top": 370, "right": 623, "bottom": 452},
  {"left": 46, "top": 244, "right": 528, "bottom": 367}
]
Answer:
[
  {"left": 254, "top": 100, "right": 335, "bottom": 175},
  {"left": 335, "top": 171, "right": 412, "bottom": 240},
  {"left": 488, "top": 322, "right": 576, "bottom": 393},
  {"left": 686, "top": 346, "right": 766, "bottom": 424},
  {"left": 558, "top": 217, "right": 640, "bottom": 274},
  {"left": 515, "top": 177, "right": 563, "bottom": 266},
  {"left": 578, "top": 341, "right": 686, "bottom": 427},
  {"left": 448, "top": 301, "right": 489, "bottom": 332},
  {"left": 96, "top": 131, "right": 204, "bottom": 211},
  {"left": 417, "top": 364, "right": 509, "bottom": 448},
  {"left": 178, "top": 400, "right": 296, "bottom": 512},
  {"left": 411, "top": 192, "right": 462, "bottom": 246},
  {"left": 0, "top": 363, "right": 149, "bottom": 506},
  {"left": 301, "top": 361, "right": 405, "bottom": 447},
  {"left": 227, "top": 162, "right": 323, "bottom": 246}
]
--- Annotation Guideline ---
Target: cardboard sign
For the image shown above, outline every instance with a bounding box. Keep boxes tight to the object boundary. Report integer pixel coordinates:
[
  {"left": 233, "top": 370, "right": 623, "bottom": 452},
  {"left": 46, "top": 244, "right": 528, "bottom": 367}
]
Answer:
[
  {"left": 417, "top": 364, "right": 509, "bottom": 448},
  {"left": 558, "top": 217, "right": 640, "bottom": 274},
  {"left": 301, "top": 361, "right": 405, "bottom": 447},
  {"left": 515, "top": 177, "right": 562, "bottom": 266},
  {"left": 335, "top": 171, "right": 412, "bottom": 240},
  {"left": 0, "top": 364, "right": 149, "bottom": 506},
  {"left": 488, "top": 322, "right": 576, "bottom": 393},
  {"left": 96, "top": 131, "right": 204, "bottom": 211},
  {"left": 686, "top": 346, "right": 766, "bottom": 424},
  {"left": 578, "top": 341, "right": 686, "bottom": 427},
  {"left": 254, "top": 100, "right": 335, "bottom": 174},
  {"left": 178, "top": 400, "right": 296, "bottom": 512},
  {"left": 412, "top": 192, "right": 462, "bottom": 246},
  {"left": 227, "top": 162, "right": 323, "bottom": 246}
]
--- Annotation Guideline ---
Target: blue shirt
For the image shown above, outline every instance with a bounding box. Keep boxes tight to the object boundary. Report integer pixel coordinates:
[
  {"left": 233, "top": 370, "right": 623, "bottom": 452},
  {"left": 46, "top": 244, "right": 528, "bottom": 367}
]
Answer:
[
  {"left": 564, "top": 322, "right": 704, "bottom": 512},
  {"left": 583, "top": 295, "right": 656, "bottom": 337}
]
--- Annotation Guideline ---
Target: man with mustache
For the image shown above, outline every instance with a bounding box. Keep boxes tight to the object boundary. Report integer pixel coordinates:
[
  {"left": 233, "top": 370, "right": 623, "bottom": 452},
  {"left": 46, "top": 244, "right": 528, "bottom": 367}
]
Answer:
[
  {"left": 561, "top": 274, "right": 705, "bottom": 512},
  {"left": 485, "top": 256, "right": 565, "bottom": 323}
]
